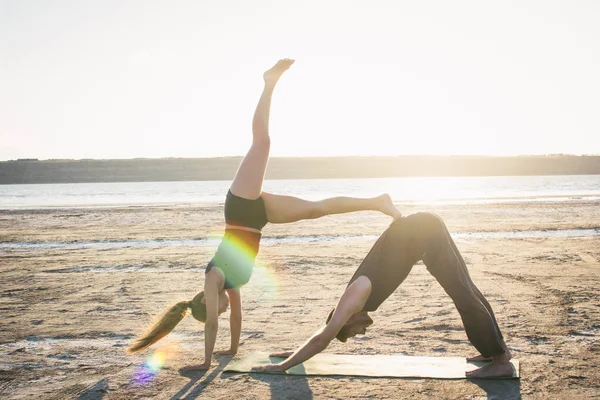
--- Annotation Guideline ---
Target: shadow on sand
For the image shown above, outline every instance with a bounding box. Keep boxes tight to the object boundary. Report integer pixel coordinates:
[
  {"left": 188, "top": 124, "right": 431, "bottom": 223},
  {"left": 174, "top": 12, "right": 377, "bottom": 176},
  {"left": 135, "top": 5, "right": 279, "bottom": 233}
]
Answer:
[
  {"left": 470, "top": 378, "right": 522, "bottom": 400},
  {"left": 219, "top": 357, "right": 313, "bottom": 400},
  {"left": 169, "top": 358, "right": 230, "bottom": 400},
  {"left": 239, "top": 373, "right": 313, "bottom": 400},
  {"left": 75, "top": 378, "right": 109, "bottom": 399},
  {"left": 167, "top": 356, "right": 519, "bottom": 400}
]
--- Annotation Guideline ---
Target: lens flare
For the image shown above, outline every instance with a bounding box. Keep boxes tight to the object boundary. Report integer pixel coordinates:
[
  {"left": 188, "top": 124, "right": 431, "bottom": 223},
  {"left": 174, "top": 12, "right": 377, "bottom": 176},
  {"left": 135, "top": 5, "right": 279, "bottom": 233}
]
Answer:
[
  {"left": 147, "top": 351, "right": 166, "bottom": 372},
  {"left": 131, "top": 342, "right": 179, "bottom": 386},
  {"left": 209, "top": 228, "right": 282, "bottom": 298},
  {"left": 252, "top": 260, "right": 281, "bottom": 300}
]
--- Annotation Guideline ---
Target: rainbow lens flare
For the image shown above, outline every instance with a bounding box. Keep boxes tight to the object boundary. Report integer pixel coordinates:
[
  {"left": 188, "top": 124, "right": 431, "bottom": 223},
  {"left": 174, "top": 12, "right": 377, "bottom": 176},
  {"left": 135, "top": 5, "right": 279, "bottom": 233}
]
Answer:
[
  {"left": 252, "top": 260, "right": 281, "bottom": 298},
  {"left": 147, "top": 351, "right": 166, "bottom": 372},
  {"left": 208, "top": 228, "right": 265, "bottom": 288},
  {"left": 131, "top": 343, "right": 179, "bottom": 386},
  {"left": 210, "top": 228, "right": 282, "bottom": 299}
]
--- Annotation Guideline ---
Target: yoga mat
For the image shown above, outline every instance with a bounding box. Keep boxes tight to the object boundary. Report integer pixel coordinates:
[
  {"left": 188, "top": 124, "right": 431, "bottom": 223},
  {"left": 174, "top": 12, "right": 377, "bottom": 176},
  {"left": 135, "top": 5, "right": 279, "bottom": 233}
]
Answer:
[{"left": 224, "top": 351, "right": 520, "bottom": 379}]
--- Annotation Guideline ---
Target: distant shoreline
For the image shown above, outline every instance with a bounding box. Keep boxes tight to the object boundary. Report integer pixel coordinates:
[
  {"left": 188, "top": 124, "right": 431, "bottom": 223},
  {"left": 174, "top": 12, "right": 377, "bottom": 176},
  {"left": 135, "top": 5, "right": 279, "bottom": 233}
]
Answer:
[{"left": 1, "top": 155, "right": 599, "bottom": 184}]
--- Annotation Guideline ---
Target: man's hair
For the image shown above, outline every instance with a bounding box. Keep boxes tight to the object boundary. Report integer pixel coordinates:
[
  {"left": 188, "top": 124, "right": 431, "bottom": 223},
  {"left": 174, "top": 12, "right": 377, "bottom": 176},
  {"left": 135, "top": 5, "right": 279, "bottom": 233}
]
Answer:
[
  {"left": 325, "top": 308, "right": 350, "bottom": 343},
  {"left": 325, "top": 308, "right": 335, "bottom": 324}
]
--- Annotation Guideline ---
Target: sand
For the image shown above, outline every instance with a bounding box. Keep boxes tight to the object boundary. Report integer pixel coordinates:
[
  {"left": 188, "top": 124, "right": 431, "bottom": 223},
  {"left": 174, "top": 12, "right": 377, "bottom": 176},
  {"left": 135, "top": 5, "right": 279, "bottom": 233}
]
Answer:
[{"left": 1, "top": 201, "right": 599, "bottom": 399}]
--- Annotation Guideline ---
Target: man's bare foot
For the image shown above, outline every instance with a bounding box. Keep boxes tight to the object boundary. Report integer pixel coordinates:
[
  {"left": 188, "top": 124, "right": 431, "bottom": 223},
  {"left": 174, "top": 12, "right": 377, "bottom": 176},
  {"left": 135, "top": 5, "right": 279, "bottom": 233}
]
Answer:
[
  {"left": 377, "top": 194, "right": 402, "bottom": 219},
  {"left": 263, "top": 59, "right": 295, "bottom": 84},
  {"left": 466, "top": 360, "right": 514, "bottom": 378},
  {"left": 468, "top": 339, "right": 512, "bottom": 362},
  {"left": 467, "top": 354, "right": 492, "bottom": 362},
  {"left": 502, "top": 341, "right": 512, "bottom": 360}
]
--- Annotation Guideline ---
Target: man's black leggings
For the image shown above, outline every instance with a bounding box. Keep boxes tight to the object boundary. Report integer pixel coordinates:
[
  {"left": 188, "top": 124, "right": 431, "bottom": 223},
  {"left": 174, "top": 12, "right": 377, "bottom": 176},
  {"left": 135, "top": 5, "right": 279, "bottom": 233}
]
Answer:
[
  {"left": 418, "top": 213, "right": 505, "bottom": 357},
  {"left": 351, "top": 212, "right": 506, "bottom": 358}
]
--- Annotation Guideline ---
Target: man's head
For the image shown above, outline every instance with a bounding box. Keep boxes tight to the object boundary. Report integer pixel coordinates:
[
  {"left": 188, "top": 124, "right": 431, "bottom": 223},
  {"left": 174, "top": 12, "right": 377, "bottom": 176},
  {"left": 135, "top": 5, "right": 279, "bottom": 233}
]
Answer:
[{"left": 326, "top": 308, "right": 373, "bottom": 342}]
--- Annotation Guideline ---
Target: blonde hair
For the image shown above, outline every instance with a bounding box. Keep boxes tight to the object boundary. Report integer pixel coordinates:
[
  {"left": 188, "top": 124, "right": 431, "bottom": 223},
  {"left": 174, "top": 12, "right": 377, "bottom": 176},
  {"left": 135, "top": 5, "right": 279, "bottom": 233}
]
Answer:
[{"left": 126, "top": 292, "right": 206, "bottom": 354}]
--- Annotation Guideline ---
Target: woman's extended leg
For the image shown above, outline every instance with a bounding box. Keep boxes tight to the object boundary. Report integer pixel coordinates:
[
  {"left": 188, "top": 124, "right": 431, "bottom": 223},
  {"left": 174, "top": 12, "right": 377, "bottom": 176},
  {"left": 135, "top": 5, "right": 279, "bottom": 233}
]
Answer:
[
  {"left": 229, "top": 59, "right": 295, "bottom": 200},
  {"left": 262, "top": 192, "right": 402, "bottom": 223}
]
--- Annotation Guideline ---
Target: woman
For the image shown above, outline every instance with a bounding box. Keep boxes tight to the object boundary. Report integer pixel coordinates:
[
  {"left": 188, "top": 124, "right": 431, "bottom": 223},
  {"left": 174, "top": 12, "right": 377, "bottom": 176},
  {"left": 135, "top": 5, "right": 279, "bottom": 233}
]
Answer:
[{"left": 127, "top": 59, "right": 401, "bottom": 370}]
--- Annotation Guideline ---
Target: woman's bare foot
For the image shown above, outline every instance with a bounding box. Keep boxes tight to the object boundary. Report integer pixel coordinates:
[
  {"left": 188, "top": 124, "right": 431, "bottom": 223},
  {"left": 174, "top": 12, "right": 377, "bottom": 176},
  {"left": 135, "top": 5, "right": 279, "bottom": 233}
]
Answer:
[
  {"left": 466, "top": 359, "right": 514, "bottom": 378},
  {"left": 263, "top": 59, "right": 295, "bottom": 84},
  {"left": 180, "top": 362, "right": 211, "bottom": 372},
  {"left": 377, "top": 194, "right": 402, "bottom": 219}
]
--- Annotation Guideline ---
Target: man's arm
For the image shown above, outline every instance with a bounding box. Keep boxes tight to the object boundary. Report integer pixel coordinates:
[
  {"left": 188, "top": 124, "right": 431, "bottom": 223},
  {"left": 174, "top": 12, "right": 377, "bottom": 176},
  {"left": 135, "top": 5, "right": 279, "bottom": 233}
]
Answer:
[{"left": 252, "top": 277, "right": 371, "bottom": 372}]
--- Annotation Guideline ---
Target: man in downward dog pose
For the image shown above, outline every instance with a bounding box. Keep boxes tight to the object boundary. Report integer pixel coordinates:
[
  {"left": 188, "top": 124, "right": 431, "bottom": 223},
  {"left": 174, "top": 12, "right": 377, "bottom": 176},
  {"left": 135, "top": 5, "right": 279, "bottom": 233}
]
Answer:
[{"left": 253, "top": 212, "right": 513, "bottom": 378}]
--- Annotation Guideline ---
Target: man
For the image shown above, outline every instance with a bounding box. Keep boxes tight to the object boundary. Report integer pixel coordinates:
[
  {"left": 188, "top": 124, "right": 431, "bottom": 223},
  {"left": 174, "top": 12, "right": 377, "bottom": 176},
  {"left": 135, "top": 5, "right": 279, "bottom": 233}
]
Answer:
[{"left": 253, "top": 212, "right": 513, "bottom": 378}]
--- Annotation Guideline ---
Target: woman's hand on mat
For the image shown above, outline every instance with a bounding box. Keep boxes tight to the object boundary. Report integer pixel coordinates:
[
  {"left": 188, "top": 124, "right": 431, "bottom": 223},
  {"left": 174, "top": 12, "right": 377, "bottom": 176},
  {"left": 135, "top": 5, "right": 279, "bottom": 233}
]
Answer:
[
  {"left": 270, "top": 351, "right": 294, "bottom": 358},
  {"left": 252, "top": 363, "right": 287, "bottom": 372},
  {"left": 181, "top": 361, "right": 211, "bottom": 371},
  {"left": 214, "top": 348, "right": 237, "bottom": 356}
]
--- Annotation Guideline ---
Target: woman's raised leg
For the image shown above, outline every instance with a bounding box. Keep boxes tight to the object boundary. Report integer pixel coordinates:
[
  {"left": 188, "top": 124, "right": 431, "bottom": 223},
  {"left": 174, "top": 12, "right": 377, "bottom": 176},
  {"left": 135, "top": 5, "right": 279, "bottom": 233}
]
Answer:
[
  {"left": 262, "top": 192, "right": 402, "bottom": 224},
  {"left": 229, "top": 59, "right": 295, "bottom": 200}
]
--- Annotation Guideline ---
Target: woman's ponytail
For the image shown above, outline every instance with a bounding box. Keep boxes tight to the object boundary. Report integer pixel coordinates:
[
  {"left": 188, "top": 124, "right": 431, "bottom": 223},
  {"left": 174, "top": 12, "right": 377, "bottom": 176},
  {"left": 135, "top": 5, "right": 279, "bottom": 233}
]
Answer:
[{"left": 126, "top": 301, "right": 190, "bottom": 354}]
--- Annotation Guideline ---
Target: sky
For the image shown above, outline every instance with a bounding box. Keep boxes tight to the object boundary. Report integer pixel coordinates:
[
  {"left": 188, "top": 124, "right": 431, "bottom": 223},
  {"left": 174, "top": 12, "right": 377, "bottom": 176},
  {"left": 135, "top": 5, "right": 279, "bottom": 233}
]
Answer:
[{"left": 1, "top": 0, "right": 599, "bottom": 160}]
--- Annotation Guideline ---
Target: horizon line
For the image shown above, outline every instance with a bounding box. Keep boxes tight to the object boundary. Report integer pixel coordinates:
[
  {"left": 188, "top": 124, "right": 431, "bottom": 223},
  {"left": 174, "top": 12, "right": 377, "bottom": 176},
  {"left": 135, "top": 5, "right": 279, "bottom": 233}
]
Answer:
[{"left": 3, "top": 153, "right": 600, "bottom": 162}]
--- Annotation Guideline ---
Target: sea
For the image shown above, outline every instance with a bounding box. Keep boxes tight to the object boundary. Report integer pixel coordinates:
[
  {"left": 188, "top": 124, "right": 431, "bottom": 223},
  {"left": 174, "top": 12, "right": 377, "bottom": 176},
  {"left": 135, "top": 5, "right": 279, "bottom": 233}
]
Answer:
[
  {"left": 1, "top": 174, "right": 599, "bottom": 251},
  {"left": 1, "top": 175, "right": 599, "bottom": 210}
]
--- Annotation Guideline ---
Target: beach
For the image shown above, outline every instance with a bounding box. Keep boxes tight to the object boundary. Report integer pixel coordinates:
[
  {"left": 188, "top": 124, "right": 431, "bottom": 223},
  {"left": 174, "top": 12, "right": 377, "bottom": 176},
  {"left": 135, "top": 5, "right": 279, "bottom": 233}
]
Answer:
[{"left": 1, "top": 200, "right": 599, "bottom": 399}]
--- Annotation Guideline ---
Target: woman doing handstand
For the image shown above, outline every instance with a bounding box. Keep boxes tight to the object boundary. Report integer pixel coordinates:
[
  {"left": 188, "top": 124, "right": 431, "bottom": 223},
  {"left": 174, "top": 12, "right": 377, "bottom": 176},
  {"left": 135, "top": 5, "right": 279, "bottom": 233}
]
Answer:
[{"left": 126, "top": 59, "right": 401, "bottom": 370}]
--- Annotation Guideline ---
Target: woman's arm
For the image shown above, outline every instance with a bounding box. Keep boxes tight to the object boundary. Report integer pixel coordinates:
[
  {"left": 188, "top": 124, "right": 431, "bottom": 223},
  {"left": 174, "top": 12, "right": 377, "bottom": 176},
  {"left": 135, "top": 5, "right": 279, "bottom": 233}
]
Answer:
[
  {"left": 182, "top": 270, "right": 222, "bottom": 371},
  {"left": 203, "top": 272, "right": 221, "bottom": 365},
  {"left": 215, "top": 288, "right": 242, "bottom": 355}
]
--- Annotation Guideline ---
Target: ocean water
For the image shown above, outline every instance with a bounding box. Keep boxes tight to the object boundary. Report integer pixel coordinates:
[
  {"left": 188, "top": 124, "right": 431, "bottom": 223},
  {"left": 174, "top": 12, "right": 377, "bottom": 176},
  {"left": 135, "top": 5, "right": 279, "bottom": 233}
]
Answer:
[
  {"left": 0, "top": 175, "right": 599, "bottom": 210},
  {"left": 2, "top": 227, "right": 599, "bottom": 255}
]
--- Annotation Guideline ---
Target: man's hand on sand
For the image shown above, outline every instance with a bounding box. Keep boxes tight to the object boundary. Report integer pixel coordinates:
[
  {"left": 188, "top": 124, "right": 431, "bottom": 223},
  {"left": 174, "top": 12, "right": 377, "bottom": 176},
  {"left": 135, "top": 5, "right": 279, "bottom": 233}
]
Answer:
[
  {"left": 252, "top": 363, "right": 288, "bottom": 373},
  {"left": 270, "top": 351, "right": 294, "bottom": 358}
]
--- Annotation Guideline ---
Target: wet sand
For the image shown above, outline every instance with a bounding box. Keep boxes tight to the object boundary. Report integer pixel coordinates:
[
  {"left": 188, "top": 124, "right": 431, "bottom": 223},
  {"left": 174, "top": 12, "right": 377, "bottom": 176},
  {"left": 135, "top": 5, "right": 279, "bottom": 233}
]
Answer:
[{"left": 1, "top": 201, "right": 599, "bottom": 399}]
